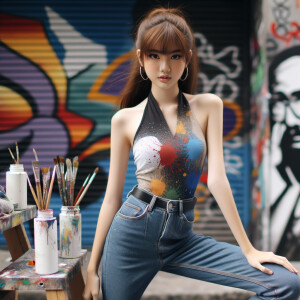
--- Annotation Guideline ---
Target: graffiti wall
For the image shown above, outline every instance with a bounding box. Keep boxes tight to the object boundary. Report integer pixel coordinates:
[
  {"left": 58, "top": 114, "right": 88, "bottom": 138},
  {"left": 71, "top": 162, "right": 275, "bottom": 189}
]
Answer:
[
  {"left": 0, "top": 0, "right": 251, "bottom": 247},
  {"left": 250, "top": 0, "right": 300, "bottom": 259}
]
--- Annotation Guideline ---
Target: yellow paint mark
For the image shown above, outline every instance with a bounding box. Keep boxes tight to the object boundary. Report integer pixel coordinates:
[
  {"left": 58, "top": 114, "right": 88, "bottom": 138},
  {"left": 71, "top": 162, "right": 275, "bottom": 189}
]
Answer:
[
  {"left": 185, "top": 110, "right": 192, "bottom": 117},
  {"left": 183, "top": 173, "right": 187, "bottom": 177},
  {"left": 150, "top": 179, "right": 165, "bottom": 196},
  {"left": 176, "top": 121, "right": 186, "bottom": 135}
]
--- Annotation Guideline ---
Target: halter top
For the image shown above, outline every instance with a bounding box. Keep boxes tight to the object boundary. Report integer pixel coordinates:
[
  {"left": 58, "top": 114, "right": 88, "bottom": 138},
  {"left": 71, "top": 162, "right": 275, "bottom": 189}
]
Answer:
[{"left": 132, "top": 90, "right": 207, "bottom": 200}]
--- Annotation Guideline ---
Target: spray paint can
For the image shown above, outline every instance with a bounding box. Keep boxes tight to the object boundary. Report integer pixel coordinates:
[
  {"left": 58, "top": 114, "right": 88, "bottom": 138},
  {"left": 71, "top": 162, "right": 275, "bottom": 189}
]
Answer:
[
  {"left": 6, "top": 164, "right": 27, "bottom": 210},
  {"left": 34, "top": 209, "right": 58, "bottom": 274},
  {"left": 59, "top": 206, "right": 81, "bottom": 258}
]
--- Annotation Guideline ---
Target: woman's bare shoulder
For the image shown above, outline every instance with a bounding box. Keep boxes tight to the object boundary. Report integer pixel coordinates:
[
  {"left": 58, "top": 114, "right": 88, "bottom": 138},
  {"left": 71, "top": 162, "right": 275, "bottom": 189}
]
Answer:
[
  {"left": 183, "top": 92, "right": 222, "bottom": 108},
  {"left": 112, "top": 99, "right": 147, "bottom": 123}
]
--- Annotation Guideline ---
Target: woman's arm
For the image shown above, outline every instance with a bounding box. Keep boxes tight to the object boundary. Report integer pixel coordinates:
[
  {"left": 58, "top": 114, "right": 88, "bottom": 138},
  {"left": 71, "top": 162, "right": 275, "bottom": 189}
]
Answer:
[
  {"left": 83, "top": 109, "right": 131, "bottom": 299},
  {"left": 204, "top": 94, "right": 297, "bottom": 275}
]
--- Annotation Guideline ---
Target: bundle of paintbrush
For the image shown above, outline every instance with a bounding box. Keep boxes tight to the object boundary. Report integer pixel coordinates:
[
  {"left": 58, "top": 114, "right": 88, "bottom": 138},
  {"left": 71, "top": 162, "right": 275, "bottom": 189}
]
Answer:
[
  {"left": 54, "top": 155, "right": 98, "bottom": 206},
  {"left": 30, "top": 148, "right": 56, "bottom": 210},
  {"left": 54, "top": 156, "right": 80, "bottom": 206}
]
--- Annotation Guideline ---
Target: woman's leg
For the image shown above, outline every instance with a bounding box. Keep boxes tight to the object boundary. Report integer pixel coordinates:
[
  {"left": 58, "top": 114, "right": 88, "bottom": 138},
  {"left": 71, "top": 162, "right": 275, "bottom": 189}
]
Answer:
[
  {"left": 161, "top": 231, "right": 300, "bottom": 299},
  {"left": 101, "top": 195, "right": 162, "bottom": 300}
]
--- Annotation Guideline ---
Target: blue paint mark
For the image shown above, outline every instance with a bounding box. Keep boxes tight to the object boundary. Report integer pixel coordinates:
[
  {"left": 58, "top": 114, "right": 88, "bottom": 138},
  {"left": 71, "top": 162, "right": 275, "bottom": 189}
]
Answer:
[
  {"left": 185, "top": 170, "right": 201, "bottom": 189},
  {"left": 186, "top": 139, "right": 204, "bottom": 161}
]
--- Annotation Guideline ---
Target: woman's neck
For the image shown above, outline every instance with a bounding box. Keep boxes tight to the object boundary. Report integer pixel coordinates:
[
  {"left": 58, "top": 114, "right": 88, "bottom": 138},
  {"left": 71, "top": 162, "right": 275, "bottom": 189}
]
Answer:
[{"left": 151, "top": 85, "right": 179, "bottom": 106}]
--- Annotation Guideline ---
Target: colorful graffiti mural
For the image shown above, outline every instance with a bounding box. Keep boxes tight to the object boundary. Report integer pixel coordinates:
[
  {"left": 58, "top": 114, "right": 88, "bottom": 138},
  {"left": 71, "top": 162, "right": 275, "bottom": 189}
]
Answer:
[
  {"left": 250, "top": 0, "right": 300, "bottom": 259},
  {"left": 0, "top": 0, "right": 250, "bottom": 247}
]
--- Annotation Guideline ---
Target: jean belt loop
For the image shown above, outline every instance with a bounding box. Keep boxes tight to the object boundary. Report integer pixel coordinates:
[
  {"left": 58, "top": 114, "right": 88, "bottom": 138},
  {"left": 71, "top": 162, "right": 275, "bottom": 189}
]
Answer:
[
  {"left": 126, "top": 184, "right": 138, "bottom": 198},
  {"left": 179, "top": 200, "right": 183, "bottom": 216},
  {"left": 147, "top": 195, "right": 157, "bottom": 212},
  {"left": 166, "top": 200, "right": 173, "bottom": 213}
]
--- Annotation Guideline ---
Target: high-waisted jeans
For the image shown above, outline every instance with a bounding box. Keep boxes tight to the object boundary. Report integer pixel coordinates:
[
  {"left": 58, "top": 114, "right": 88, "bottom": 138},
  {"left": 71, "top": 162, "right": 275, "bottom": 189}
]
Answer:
[{"left": 101, "top": 186, "right": 300, "bottom": 300}]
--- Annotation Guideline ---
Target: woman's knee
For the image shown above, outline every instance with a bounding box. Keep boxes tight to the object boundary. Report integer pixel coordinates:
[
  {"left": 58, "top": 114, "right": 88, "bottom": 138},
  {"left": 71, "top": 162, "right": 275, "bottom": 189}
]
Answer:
[{"left": 275, "top": 270, "right": 300, "bottom": 299}]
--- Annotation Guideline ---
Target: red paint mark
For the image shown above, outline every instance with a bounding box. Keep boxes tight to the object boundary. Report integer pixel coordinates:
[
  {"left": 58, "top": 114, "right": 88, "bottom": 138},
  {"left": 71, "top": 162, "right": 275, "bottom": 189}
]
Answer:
[
  {"left": 183, "top": 138, "right": 189, "bottom": 143},
  {"left": 159, "top": 142, "right": 178, "bottom": 166},
  {"left": 270, "top": 21, "right": 300, "bottom": 46},
  {"left": 28, "top": 260, "right": 35, "bottom": 266}
]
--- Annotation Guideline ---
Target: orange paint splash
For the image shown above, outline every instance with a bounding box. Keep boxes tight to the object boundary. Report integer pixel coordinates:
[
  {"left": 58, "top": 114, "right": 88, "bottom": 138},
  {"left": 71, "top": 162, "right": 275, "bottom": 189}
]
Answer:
[
  {"left": 150, "top": 179, "right": 166, "bottom": 196},
  {"left": 176, "top": 121, "right": 186, "bottom": 135}
]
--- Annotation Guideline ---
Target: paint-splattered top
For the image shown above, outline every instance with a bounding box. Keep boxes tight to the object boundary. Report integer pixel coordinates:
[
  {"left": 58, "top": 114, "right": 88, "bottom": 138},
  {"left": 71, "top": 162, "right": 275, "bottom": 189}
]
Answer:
[{"left": 132, "top": 90, "right": 207, "bottom": 200}]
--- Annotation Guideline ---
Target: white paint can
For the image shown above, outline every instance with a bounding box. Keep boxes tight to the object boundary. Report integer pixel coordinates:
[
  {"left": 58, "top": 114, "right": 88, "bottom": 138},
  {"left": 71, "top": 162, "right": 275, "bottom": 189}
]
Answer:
[
  {"left": 59, "top": 206, "right": 81, "bottom": 258},
  {"left": 34, "top": 209, "right": 58, "bottom": 274},
  {"left": 6, "top": 164, "right": 27, "bottom": 210}
]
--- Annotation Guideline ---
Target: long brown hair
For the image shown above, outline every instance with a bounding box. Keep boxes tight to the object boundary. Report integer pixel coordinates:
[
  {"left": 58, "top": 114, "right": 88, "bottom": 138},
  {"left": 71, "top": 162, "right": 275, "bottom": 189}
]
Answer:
[{"left": 120, "top": 7, "right": 198, "bottom": 109}]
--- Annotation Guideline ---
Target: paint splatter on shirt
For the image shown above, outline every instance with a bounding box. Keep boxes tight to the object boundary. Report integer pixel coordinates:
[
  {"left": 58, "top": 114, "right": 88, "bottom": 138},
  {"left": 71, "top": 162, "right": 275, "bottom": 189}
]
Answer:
[{"left": 132, "top": 90, "right": 207, "bottom": 200}]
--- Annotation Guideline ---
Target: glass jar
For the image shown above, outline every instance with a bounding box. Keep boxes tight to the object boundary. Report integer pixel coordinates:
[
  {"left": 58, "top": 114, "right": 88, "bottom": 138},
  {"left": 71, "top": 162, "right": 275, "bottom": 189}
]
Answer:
[
  {"left": 34, "top": 209, "right": 58, "bottom": 274},
  {"left": 6, "top": 164, "right": 27, "bottom": 210},
  {"left": 59, "top": 206, "right": 81, "bottom": 258}
]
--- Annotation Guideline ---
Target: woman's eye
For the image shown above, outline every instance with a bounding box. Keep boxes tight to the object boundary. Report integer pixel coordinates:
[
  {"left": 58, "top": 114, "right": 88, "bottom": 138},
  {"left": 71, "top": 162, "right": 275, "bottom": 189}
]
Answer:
[
  {"left": 149, "top": 54, "right": 159, "bottom": 59},
  {"left": 171, "top": 54, "right": 182, "bottom": 60}
]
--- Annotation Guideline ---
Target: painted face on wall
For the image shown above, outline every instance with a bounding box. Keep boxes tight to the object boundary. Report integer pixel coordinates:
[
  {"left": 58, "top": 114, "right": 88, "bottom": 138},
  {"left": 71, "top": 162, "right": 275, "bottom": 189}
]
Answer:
[{"left": 271, "top": 56, "right": 300, "bottom": 127}]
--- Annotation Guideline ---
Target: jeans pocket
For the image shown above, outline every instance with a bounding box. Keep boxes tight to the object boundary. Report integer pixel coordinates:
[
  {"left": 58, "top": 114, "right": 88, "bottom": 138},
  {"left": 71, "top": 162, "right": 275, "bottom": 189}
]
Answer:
[
  {"left": 116, "top": 195, "right": 148, "bottom": 220},
  {"left": 181, "top": 208, "right": 195, "bottom": 224}
]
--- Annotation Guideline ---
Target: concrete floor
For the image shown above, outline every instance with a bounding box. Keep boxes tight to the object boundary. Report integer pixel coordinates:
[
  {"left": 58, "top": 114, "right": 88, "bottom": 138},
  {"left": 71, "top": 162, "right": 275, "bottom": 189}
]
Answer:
[{"left": 1, "top": 249, "right": 300, "bottom": 299}]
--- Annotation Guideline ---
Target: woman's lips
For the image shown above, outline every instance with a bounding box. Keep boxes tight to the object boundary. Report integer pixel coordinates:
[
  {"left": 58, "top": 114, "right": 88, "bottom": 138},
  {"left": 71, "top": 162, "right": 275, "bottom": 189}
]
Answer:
[{"left": 158, "top": 76, "right": 171, "bottom": 83}]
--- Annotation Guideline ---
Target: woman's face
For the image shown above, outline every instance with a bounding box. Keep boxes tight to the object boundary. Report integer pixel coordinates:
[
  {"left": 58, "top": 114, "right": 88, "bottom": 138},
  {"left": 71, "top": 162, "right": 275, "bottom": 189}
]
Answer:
[{"left": 138, "top": 48, "right": 189, "bottom": 90}]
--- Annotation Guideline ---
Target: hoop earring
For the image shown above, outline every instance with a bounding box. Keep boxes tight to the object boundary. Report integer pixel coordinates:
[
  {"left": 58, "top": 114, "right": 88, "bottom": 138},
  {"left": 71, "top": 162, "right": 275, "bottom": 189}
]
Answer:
[
  {"left": 139, "top": 66, "right": 148, "bottom": 80},
  {"left": 180, "top": 67, "right": 188, "bottom": 81}
]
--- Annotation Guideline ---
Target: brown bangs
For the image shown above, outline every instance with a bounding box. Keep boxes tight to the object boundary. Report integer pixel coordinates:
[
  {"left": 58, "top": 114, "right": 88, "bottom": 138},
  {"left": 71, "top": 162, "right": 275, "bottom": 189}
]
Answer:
[{"left": 140, "top": 22, "right": 190, "bottom": 60}]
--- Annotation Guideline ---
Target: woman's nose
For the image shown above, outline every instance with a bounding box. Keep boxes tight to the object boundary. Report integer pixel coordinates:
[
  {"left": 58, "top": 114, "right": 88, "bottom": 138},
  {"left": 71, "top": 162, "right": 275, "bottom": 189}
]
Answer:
[{"left": 160, "top": 58, "right": 170, "bottom": 73}]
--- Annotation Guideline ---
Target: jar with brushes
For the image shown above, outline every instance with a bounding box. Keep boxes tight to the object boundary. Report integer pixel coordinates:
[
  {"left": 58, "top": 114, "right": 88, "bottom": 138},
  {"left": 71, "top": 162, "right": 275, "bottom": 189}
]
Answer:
[
  {"left": 6, "top": 164, "right": 27, "bottom": 210},
  {"left": 59, "top": 206, "right": 81, "bottom": 258},
  {"left": 34, "top": 209, "right": 58, "bottom": 274}
]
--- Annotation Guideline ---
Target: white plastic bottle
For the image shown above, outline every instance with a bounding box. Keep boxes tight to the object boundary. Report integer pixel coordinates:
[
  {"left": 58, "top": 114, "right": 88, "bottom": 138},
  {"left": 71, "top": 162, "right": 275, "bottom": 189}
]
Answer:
[
  {"left": 34, "top": 209, "right": 58, "bottom": 274},
  {"left": 6, "top": 164, "right": 27, "bottom": 210}
]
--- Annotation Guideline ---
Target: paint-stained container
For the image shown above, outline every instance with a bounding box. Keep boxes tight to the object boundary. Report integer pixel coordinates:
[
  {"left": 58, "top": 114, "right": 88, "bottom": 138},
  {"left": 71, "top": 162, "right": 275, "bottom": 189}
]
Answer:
[
  {"left": 34, "top": 209, "right": 58, "bottom": 274},
  {"left": 59, "top": 206, "right": 81, "bottom": 258},
  {"left": 6, "top": 164, "right": 27, "bottom": 210}
]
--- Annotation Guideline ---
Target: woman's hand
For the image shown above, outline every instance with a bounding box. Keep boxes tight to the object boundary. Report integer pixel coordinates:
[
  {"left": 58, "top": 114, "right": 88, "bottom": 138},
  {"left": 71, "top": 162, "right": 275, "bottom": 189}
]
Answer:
[
  {"left": 83, "top": 270, "right": 100, "bottom": 300},
  {"left": 244, "top": 247, "right": 298, "bottom": 275}
]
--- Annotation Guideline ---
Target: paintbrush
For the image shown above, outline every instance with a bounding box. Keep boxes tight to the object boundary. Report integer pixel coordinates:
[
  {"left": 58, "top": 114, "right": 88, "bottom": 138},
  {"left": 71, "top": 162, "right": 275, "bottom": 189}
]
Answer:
[
  {"left": 53, "top": 158, "right": 65, "bottom": 205},
  {"left": 8, "top": 148, "right": 17, "bottom": 164},
  {"left": 32, "top": 161, "right": 43, "bottom": 209},
  {"left": 59, "top": 157, "right": 66, "bottom": 201},
  {"left": 25, "top": 169, "right": 40, "bottom": 210},
  {"left": 45, "top": 166, "right": 56, "bottom": 210},
  {"left": 76, "top": 168, "right": 99, "bottom": 206},
  {"left": 42, "top": 167, "right": 50, "bottom": 209},
  {"left": 74, "top": 173, "right": 90, "bottom": 205},
  {"left": 15, "top": 142, "right": 19, "bottom": 164},
  {"left": 73, "top": 160, "right": 79, "bottom": 189},
  {"left": 33, "top": 148, "right": 39, "bottom": 162},
  {"left": 66, "top": 158, "right": 74, "bottom": 206}
]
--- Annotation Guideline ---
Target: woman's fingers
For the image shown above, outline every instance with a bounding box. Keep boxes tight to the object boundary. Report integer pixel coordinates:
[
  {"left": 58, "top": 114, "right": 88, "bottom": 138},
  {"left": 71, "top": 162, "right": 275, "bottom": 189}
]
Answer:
[
  {"left": 275, "top": 255, "right": 298, "bottom": 273},
  {"left": 256, "top": 263, "right": 273, "bottom": 275}
]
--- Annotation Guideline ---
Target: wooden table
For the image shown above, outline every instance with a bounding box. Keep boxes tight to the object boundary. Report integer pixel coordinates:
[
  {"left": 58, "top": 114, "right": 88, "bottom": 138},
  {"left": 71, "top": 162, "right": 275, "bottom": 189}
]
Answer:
[
  {"left": 0, "top": 248, "right": 87, "bottom": 300},
  {"left": 0, "top": 206, "right": 86, "bottom": 300},
  {"left": 0, "top": 205, "right": 36, "bottom": 261}
]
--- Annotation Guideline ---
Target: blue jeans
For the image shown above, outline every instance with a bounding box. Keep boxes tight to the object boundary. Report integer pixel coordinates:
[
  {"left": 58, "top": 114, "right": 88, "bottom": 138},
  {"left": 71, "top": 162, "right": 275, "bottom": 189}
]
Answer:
[{"left": 101, "top": 186, "right": 300, "bottom": 299}]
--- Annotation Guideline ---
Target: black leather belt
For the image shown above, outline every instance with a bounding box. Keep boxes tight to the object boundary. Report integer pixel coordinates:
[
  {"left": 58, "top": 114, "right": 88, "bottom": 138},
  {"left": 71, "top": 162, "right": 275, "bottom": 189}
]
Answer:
[{"left": 129, "top": 185, "right": 196, "bottom": 212}]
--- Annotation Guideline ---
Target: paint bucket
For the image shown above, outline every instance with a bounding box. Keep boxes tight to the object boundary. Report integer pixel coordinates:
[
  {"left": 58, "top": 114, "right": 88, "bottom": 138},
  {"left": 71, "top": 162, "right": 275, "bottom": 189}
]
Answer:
[
  {"left": 6, "top": 164, "right": 27, "bottom": 210},
  {"left": 34, "top": 209, "right": 58, "bottom": 274},
  {"left": 59, "top": 206, "right": 81, "bottom": 258}
]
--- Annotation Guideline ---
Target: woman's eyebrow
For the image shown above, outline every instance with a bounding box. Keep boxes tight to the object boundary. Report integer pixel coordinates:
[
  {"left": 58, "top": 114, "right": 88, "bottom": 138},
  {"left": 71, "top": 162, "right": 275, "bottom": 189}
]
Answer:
[{"left": 148, "top": 49, "right": 182, "bottom": 54}]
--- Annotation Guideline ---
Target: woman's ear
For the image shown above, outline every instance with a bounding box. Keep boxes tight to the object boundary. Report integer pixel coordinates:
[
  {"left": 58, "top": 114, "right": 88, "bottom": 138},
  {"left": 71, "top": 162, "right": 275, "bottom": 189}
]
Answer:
[
  {"left": 136, "top": 49, "right": 143, "bottom": 66},
  {"left": 186, "top": 49, "right": 192, "bottom": 66}
]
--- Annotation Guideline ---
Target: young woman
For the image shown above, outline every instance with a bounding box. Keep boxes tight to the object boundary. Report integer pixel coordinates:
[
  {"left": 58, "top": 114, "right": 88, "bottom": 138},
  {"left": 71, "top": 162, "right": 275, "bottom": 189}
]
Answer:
[{"left": 83, "top": 7, "right": 300, "bottom": 300}]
